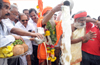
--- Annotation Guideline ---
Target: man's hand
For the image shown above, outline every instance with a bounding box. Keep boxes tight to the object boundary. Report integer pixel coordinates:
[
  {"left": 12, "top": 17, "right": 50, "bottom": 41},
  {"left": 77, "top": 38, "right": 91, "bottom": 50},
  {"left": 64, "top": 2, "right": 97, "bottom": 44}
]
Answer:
[
  {"left": 52, "top": 3, "right": 63, "bottom": 12},
  {"left": 12, "top": 35, "right": 24, "bottom": 42},
  {"left": 83, "top": 31, "right": 96, "bottom": 42},
  {"left": 30, "top": 33, "right": 45, "bottom": 44},
  {"left": 31, "top": 33, "right": 44, "bottom": 39}
]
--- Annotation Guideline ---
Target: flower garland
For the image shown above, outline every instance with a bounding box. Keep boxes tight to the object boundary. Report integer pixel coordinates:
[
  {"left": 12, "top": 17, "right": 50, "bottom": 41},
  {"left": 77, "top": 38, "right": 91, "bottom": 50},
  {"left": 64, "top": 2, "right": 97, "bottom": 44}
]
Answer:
[
  {"left": 45, "top": 21, "right": 57, "bottom": 62},
  {"left": 46, "top": 21, "right": 57, "bottom": 44}
]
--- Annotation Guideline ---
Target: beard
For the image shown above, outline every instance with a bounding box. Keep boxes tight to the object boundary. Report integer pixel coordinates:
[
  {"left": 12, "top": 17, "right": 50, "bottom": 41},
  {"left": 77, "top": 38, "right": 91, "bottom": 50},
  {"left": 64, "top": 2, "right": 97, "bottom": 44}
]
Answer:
[
  {"left": 49, "top": 16, "right": 55, "bottom": 29},
  {"left": 74, "top": 21, "right": 86, "bottom": 29}
]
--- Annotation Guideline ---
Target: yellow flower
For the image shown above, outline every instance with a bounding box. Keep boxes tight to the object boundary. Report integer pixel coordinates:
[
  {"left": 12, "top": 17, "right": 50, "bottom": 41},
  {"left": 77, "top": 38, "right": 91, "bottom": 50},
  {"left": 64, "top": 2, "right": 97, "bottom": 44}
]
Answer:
[
  {"left": 2, "top": 48, "right": 9, "bottom": 54},
  {"left": 53, "top": 31, "right": 55, "bottom": 34},
  {"left": 51, "top": 51, "right": 54, "bottom": 54},
  {"left": 0, "top": 47, "right": 3, "bottom": 54},
  {"left": 47, "top": 50, "right": 51, "bottom": 53},
  {"left": 51, "top": 49, "right": 55, "bottom": 52},
  {"left": 0, "top": 47, "right": 2, "bottom": 50},
  {"left": 38, "top": 12, "right": 41, "bottom": 15},
  {"left": 3, "top": 53, "right": 7, "bottom": 58},
  {"left": 0, "top": 44, "right": 14, "bottom": 58},
  {"left": 51, "top": 57, "right": 56, "bottom": 62},
  {"left": 47, "top": 57, "right": 51, "bottom": 60},
  {"left": 36, "top": 5, "right": 39, "bottom": 9},
  {"left": 45, "top": 31, "right": 50, "bottom": 36},
  {"left": 0, "top": 53, "right": 5, "bottom": 58},
  {"left": 7, "top": 44, "right": 14, "bottom": 52},
  {"left": 6, "top": 52, "right": 13, "bottom": 57}
]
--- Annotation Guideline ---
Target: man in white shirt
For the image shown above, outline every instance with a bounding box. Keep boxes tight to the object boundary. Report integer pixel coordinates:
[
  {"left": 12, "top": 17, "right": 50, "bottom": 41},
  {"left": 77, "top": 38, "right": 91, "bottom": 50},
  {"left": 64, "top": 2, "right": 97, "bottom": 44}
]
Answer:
[
  {"left": 2, "top": 0, "right": 43, "bottom": 40},
  {"left": 9, "top": 4, "right": 19, "bottom": 26},
  {"left": 1, "top": 0, "right": 43, "bottom": 65},
  {"left": 2, "top": 4, "right": 18, "bottom": 34},
  {"left": 29, "top": 8, "right": 38, "bottom": 33},
  {"left": 0, "top": 0, "right": 23, "bottom": 49},
  {"left": 1, "top": 3, "right": 32, "bottom": 65},
  {"left": 0, "top": 0, "right": 24, "bottom": 65},
  {"left": 29, "top": 8, "right": 39, "bottom": 65},
  {"left": 23, "top": 9, "right": 30, "bottom": 19},
  {"left": 15, "top": 13, "right": 35, "bottom": 65}
]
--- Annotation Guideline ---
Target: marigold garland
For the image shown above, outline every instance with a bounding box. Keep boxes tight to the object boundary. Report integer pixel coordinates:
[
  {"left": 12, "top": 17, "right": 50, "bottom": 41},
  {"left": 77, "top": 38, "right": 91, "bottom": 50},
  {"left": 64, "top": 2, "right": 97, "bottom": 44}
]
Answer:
[
  {"left": 46, "top": 21, "right": 57, "bottom": 44},
  {"left": 45, "top": 30, "right": 50, "bottom": 36},
  {"left": 46, "top": 45, "right": 56, "bottom": 62},
  {"left": 45, "top": 21, "right": 57, "bottom": 62}
]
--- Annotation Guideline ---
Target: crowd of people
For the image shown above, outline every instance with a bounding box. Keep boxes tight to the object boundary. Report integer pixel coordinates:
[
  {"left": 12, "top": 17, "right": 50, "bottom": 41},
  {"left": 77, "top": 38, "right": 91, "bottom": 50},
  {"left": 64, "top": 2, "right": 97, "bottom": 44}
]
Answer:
[{"left": 1, "top": 0, "right": 100, "bottom": 65}]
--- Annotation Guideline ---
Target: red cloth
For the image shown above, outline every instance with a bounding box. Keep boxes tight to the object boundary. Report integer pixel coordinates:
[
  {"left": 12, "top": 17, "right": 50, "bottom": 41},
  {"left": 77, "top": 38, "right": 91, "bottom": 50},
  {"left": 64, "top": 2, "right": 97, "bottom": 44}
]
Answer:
[
  {"left": 42, "top": 6, "right": 52, "bottom": 16},
  {"left": 74, "top": 12, "right": 87, "bottom": 19},
  {"left": 82, "top": 22, "right": 100, "bottom": 56},
  {"left": 3, "top": 0, "right": 10, "bottom": 4}
]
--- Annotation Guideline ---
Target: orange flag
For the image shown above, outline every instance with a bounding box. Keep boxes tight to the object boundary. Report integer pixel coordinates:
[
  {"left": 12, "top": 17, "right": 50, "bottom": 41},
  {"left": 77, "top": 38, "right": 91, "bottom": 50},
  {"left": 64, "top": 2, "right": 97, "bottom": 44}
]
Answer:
[{"left": 38, "top": 0, "right": 43, "bottom": 12}]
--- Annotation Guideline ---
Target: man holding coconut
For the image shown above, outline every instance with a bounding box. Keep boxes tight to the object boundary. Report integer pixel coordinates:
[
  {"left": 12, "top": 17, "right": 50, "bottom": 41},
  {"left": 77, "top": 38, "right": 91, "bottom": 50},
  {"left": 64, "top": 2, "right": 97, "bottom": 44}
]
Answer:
[
  {"left": 0, "top": 0, "right": 24, "bottom": 65},
  {"left": 0, "top": 0, "right": 44, "bottom": 65}
]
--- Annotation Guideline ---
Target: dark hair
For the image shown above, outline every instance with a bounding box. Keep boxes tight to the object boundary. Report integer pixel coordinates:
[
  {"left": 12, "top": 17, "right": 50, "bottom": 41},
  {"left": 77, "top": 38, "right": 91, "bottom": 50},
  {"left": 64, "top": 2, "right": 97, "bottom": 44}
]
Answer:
[
  {"left": 87, "top": 15, "right": 90, "bottom": 18},
  {"left": 98, "top": 16, "right": 100, "bottom": 21},
  {"left": 54, "top": 14, "right": 57, "bottom": 16},
  {"left": 0, "top": 0, "right": 3, "bottom": 9},
  {"left": 29, "top": 8, "right": 37, "bottom": 14},
  {"left": 19, "top": 13, "right": 24, "bottom": 20},
  {"left": 93, "top": 18, "right": 96, "bottom": 20},
  {"left": 72, "top": 14, "right": 75, "bottom": 18},
  {"left": 19, "top": 13, "right": 28, "bottom": 20},
  {"left": 23, "top": 9, "right": 29, "bottom": 13}
]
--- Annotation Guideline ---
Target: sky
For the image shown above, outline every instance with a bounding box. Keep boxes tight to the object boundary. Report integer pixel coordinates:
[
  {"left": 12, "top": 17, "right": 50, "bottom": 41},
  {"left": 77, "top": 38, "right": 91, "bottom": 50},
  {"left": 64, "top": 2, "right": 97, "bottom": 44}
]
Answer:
[{"left": 10, "top": 0, "right": 100, "bottom": 19}]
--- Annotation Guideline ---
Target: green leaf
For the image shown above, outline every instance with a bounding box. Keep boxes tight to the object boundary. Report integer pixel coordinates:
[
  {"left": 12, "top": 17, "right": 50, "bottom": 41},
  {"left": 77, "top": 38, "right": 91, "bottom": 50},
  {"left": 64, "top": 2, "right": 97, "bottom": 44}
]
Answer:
[{"left": 46, "top": 21, "right": 57, "bottom": 45}]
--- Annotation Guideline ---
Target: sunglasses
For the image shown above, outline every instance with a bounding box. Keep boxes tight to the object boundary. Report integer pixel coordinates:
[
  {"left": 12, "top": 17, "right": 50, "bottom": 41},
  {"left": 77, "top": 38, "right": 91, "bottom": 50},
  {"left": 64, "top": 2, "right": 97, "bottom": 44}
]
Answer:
[{"left": 21, "top": 20, "right": 28, "bottom": 22}]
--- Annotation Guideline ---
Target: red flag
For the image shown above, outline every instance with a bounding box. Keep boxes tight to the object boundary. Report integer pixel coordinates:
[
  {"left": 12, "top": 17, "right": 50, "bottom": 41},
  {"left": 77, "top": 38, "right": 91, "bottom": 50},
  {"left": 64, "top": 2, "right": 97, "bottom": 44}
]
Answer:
[{"left": 38, "top": 0, "right": 43, "bottom": 12}]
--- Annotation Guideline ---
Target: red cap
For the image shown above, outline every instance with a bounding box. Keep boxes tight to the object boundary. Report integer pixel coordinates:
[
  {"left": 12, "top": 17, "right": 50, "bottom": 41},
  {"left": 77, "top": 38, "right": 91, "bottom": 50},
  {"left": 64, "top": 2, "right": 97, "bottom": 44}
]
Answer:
[{"left": 74, "top": 11, "right": 87, "bottom": 19}]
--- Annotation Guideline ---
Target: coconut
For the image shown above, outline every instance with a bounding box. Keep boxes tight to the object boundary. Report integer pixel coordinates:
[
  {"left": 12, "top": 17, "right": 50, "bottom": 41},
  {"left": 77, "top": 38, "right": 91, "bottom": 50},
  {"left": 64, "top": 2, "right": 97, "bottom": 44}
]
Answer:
[
  {"left": 13, "top": 45, "right": 24, "bottom": 56},
  {"left": 22, "top": 43, "right": 28, "bottom": 53}
]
